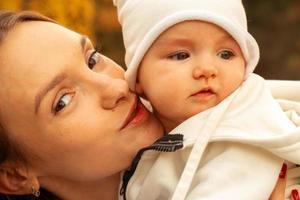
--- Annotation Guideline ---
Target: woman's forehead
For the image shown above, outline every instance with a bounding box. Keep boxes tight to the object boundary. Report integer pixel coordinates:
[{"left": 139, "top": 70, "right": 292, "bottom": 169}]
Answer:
[
  {"left": 0, "top": 21, "right": 83, "bottom": 74},
  {"left": 0, "top": 21, "right": 84, "bottom": 113},
  {"left": 0, "top": 21, "right": 80, "bottom": 59}
]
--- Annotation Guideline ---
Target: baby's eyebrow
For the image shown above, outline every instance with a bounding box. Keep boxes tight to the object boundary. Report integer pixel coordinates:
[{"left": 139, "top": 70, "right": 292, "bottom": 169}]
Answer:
[
  {"left": 216, "top": 34, "right": 236, "bottom": 45},
  {"left": 158, "top": 38, "right": 194, "bottom": 47}
]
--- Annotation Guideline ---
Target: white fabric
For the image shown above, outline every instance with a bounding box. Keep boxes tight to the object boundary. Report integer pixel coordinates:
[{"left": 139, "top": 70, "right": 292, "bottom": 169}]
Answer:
[
  {"left": 113, "top": 0, "right": 260, "bottom": 90},
  {"left": 267, "top": 80, "right": 300, "bottom": 102},
  {"left": 119, "top": 74, "right": 300, "bottom": 200},
  {"left": 278, "top": 100, "right": 300, "bottom": 200},
  {"left": 171, "top": 81, "right": 239, "bottom": 200}
]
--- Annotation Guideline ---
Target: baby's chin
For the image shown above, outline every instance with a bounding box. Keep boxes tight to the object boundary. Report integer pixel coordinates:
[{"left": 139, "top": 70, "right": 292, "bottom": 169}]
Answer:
[{"left": 186, "top": 103, "right": 217, "bottom": 116}]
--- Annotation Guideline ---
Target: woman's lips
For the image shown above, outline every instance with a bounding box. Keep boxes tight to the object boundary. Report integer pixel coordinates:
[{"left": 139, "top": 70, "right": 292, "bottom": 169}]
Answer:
[{"left": 120, "top": 99, "right": 149, "bottom": 130}]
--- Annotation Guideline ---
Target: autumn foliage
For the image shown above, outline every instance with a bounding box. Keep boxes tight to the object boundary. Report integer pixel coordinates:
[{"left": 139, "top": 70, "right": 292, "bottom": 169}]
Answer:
[{"left": 0, "top": 0, "right": 299, "bottom": 79}]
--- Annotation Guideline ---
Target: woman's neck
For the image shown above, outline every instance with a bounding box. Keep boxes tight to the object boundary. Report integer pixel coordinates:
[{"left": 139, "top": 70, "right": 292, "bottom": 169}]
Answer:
[{"left": 39, "top": 173, "right": 120, "bottom": 200}]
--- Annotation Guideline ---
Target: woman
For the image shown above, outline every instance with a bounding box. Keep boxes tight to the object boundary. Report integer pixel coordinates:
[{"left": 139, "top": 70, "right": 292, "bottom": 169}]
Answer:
[
  {"left": 0, "top": 11, "right": 294, "bottom": 200},
  {"left": 0, "top": 10, "right": 162, "bottom": 199}
]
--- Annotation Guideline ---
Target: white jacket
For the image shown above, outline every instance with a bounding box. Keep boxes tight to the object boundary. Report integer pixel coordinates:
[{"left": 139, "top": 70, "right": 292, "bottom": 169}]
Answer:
[{"left": 120, "top": 74, "right": 300, "bottom": 200}]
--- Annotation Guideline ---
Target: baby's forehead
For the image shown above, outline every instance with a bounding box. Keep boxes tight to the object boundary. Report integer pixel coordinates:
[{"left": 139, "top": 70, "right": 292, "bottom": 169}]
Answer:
[{"left": 154, "top": 20, "right": 238, "bottom": 46}]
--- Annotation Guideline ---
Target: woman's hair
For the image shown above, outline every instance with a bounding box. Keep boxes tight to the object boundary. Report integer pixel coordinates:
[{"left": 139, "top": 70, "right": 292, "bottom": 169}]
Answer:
[
  {"left": 0, "top": 10, "right": 54, "bottom": 44},
  {"left": 0, "top": 10, "right": 59, "bottom": 200},
  {"left": 0, "top": 9, "right": 54, "bottom": 165}
]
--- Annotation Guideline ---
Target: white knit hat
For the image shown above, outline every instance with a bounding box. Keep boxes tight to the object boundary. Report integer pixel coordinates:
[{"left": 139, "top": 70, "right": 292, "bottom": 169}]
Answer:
[{"left": 113, "top": 0, "right": 260, "bottom": 91}]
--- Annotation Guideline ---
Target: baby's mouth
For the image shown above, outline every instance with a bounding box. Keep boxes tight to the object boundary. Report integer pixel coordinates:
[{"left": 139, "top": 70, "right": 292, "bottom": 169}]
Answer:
[{"left": 191, "top": 87, "right": 215, "bottom": 97}]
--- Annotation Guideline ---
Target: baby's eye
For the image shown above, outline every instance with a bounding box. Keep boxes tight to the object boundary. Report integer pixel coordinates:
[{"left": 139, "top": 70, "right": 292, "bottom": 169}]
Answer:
[
  {"left": 217, "top": 50, "right": 235, "bottom": 60},
  {"left": 53, "top": 93, "right": 73, "bottom": 114},
  {"left": 168, "top": 52, "right": 190, "bottom": 60},
  {"left": 88, "top": 50, "right": 101, "bottom": 69}
]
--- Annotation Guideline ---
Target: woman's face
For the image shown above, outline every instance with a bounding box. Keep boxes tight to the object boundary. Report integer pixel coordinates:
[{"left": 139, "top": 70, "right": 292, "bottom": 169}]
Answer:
[{"left": 0, "top": 21, "right": 163, "bottom": 181}]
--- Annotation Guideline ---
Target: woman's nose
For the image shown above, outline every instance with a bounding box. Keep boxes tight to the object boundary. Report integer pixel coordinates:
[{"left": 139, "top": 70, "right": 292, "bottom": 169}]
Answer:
[
  {"left": 100, "top": 77, "right": 130, "bottom": 109},
  {"left": 88, "top": 73, "right": 130, "bottom": 109}
]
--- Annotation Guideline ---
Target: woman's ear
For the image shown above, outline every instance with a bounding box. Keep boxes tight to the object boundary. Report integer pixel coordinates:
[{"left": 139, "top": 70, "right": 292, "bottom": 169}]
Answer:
[{"left": 0, "top": 162, "right": 39, "bottom": 195}]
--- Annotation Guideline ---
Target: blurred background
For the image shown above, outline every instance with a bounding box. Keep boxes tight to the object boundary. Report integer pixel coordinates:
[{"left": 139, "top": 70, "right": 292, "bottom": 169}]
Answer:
[{"left": 0, "top": 0, "right": 299, "bottom": 80}]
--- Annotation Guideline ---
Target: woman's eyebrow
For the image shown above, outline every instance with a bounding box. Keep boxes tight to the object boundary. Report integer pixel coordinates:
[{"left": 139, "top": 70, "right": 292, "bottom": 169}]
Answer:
[
  {"left": 80, "top": 35, "right": 89, "bottom": 52},
  {"left": 34, "top": 35, "right": 88, "bottom": 115},
  {"left": 35, "top": 72, "right": 67, "bottom": 114}
]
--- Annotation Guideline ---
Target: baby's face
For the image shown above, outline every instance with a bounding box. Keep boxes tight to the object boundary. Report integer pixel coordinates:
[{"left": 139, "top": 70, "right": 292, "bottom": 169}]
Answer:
[{"left": 136, "top": 21, "right": 245, "bottom": 132}]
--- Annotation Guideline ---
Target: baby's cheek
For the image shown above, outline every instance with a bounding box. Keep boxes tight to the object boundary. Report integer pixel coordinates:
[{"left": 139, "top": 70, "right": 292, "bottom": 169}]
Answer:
[{"left": 152, "top": 97, "right": 169, "bottom": 113}]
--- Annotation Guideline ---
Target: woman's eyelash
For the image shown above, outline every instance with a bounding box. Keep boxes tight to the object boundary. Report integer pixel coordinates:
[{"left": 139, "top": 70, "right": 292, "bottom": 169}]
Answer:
[
  {"left": 52, "top": 92, "right": 74, "bottom": 115},
  {"left": 88, "top": 47, "right": 102, "bottom": 69}
]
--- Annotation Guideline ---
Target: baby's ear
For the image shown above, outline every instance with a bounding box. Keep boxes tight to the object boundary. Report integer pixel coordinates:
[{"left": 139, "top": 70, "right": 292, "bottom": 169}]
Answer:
[
  {"left": 135, "top": 81, "right": 153, "bottom": 111},
  {"left": 135, "top": 82, "right": 148, "bottom": 100},
  {"left": 0, "top": 162, "right": 39, "bottom": 196},
  {"left": 135, "top": 82, "right": 143, "bottom": 94}
]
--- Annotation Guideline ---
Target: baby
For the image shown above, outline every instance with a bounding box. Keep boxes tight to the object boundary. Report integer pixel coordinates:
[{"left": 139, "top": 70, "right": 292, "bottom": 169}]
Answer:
[{"left": 114, "top": 0, "right": 300, "bottom": 199}]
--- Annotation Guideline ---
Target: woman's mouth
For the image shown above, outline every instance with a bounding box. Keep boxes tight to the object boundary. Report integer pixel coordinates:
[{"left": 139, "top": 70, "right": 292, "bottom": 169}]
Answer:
[{"left": 120, "top": 98, "right": 149, "bottom": 130}]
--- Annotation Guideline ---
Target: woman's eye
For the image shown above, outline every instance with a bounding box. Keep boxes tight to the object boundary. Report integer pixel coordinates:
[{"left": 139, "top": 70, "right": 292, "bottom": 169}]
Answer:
[
  {"left": 168, "top": 52, "right": 190, "bottom": 60},
  {"left": 53, "top": 93, "right": 73, "bottom": 114},
  {"left": 217, "top": 50, "right": 235, "bottom": 60},
  {"left": 88, "top": 50, "right": 101, "bottom": 69}
]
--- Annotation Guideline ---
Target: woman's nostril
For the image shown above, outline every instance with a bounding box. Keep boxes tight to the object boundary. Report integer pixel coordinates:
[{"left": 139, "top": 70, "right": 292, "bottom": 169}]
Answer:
[{"left": 116, "top": 96, "right": 127, "bottom": 105}]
